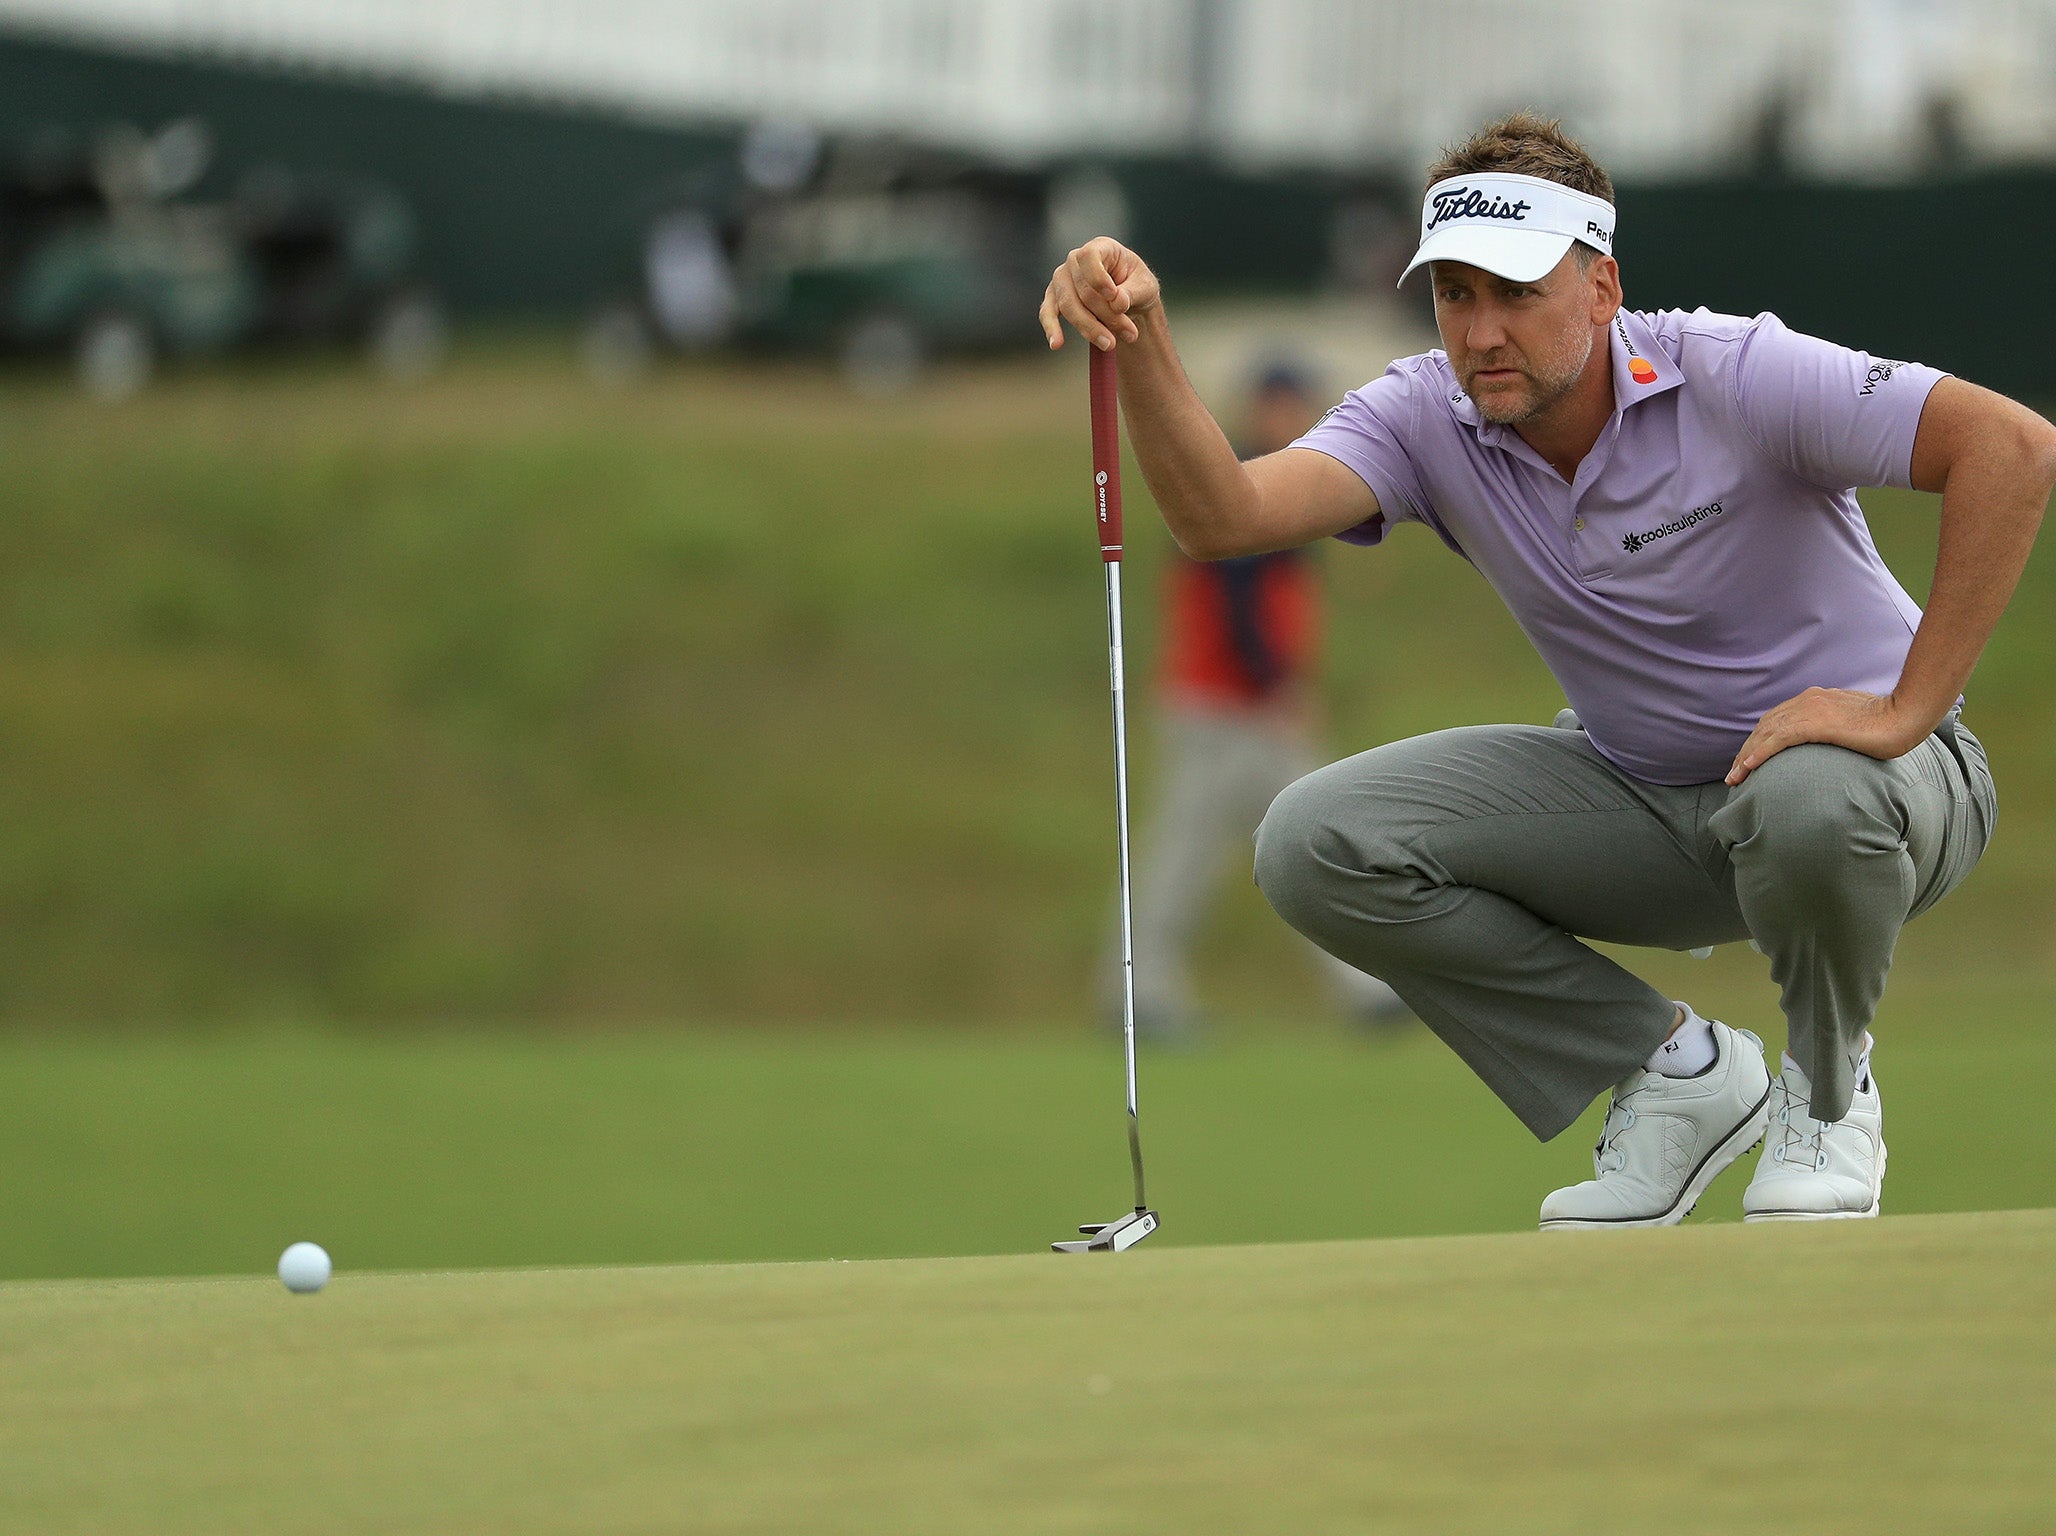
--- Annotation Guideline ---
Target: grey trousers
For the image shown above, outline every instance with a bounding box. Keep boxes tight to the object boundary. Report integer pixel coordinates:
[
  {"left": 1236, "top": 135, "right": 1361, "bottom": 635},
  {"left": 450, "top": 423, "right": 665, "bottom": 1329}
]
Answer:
[{"left": 1253, "top": 713, "right": 1996, "bottom": 1139}]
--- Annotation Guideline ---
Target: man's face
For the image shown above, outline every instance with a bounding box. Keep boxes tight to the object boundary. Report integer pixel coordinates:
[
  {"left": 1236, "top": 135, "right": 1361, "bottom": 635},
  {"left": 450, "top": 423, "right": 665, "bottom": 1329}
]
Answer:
[{"left": 1431, "top": 251, "right": 1615, "bottom": 426}]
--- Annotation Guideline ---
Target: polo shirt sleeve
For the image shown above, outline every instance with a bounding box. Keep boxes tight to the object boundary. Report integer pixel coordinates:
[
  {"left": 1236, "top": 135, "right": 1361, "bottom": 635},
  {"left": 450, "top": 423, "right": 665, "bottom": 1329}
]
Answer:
[
  {"left": 1289, "top": 363, "right": 1431, "bottom": 547},
  {"left": 1727, "top": 312, "right": 1946, "bottom": 492}
]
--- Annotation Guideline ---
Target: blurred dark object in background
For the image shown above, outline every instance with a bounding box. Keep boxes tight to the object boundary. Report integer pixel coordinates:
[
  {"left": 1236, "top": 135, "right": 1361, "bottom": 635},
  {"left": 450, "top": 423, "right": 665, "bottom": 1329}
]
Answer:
[
  {"left": 235, "top": 164, "right": 446, "bottom": 381},
  {"left": 0, "top": 116, "right": 442, "bottom": 397},
  {"left": 583, "top": 126, "right": 1053, "bottom": 394}
]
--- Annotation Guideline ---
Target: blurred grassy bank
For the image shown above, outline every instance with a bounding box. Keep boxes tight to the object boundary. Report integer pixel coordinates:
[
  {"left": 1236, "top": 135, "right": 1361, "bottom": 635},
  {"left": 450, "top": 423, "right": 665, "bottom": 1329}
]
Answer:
[{"left": 0, "top": 345, "right": 2051, "bottom": 1023}]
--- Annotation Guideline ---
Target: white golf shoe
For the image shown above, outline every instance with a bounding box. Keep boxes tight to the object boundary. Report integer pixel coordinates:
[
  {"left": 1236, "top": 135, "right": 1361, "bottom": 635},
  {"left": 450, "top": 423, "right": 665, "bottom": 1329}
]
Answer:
[
  {"left": 1540, "top": 1019, "right": 1772, "bottom": 1230},
  {"left": 1743, "top": 1058, "right": 1886, "bottom": 1221}
]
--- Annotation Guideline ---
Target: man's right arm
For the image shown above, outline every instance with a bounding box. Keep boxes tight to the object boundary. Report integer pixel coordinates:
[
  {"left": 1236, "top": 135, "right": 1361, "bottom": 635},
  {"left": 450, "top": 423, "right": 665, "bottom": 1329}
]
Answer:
[{"left": 1039, "top": 239, "right": 1379, "bottom": 560}]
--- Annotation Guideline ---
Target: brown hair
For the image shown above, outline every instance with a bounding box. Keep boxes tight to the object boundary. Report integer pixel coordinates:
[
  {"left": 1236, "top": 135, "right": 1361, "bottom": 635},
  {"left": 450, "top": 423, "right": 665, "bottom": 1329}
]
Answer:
[{"left": 1424, "top": 111, "right": 1614, "bottom": 204}]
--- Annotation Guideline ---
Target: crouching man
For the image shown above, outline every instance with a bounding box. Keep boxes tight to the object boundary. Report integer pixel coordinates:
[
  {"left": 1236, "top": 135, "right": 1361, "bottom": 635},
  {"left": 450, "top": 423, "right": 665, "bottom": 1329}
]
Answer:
[{"left": 1038, "top": 112, "right": 2054, "bottom": 1226}]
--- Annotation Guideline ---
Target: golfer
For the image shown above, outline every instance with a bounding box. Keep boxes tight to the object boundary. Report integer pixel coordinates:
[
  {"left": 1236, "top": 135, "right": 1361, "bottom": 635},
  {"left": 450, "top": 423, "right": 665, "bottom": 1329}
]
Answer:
[{"left": 1038, "top": 112, "right": 2056, "bottom": 1227}]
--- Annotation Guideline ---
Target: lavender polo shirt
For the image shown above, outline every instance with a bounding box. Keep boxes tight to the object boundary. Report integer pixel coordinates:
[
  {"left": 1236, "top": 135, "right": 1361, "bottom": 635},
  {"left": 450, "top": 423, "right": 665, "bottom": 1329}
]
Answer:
[{"left": 1295, "top": 307, "right": 1945, "bottom": 784}]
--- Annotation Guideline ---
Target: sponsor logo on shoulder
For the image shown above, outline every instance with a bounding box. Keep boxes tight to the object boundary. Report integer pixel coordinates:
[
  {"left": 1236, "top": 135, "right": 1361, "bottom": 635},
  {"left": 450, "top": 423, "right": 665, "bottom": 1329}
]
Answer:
[
  {"left": 1615, "top": 313, "right": 1659, "bottom": 385},
  {"left": 1621, "top": 500, "right": 1724, "bottom": 554},
  {"left": 1858, "top": 360, "right": 1906, "bottom": 397},
  {"left": 1426, "top": 185, "right": 1533, "bottom": 231}
]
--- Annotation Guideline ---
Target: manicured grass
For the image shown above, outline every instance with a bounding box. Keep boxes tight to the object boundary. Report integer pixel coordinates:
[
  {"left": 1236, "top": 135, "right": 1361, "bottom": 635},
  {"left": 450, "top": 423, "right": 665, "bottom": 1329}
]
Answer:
[
  {"left": 5, "top": 988, "right": 2054, "bottom": 1282},
  {"left": 3, "top": 1210, "right": 2049, "bottom": 1534}
]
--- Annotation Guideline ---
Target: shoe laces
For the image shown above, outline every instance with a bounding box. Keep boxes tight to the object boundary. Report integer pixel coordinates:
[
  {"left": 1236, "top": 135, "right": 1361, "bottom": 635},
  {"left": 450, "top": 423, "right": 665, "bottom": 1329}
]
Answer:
[
  {"left": 1768, "top": 1080, "right": 1827, "bottom": 1172},
  {"left": 1592, "top": 1079, "right": 1649, "bottom": 1175}
]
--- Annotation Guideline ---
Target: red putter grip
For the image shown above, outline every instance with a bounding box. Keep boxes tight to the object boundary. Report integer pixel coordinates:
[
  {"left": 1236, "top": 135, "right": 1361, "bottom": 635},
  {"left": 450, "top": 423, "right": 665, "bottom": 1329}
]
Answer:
[{"left": 1089, "top": 345, "right": 1123, "bottom": 563}]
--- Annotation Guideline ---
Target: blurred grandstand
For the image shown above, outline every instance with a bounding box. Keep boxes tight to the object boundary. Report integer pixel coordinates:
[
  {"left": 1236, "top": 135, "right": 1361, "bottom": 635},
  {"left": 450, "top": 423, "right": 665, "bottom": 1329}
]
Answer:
[
  {"left": 1, "top": 2, "right": 2053, "bottom": 391},
  {"left": 0, "top": 3, "right": 2039, "bottom": 402},
  {"left": 1, "top": 0, "right": 2052, "bottom": 179}
]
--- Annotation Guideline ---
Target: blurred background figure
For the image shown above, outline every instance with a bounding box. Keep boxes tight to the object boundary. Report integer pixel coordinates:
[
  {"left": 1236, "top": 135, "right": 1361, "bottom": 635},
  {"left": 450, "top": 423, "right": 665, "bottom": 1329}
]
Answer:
[{"left": 1106, "top": 359, "right": 1414, "bottom": 1041}]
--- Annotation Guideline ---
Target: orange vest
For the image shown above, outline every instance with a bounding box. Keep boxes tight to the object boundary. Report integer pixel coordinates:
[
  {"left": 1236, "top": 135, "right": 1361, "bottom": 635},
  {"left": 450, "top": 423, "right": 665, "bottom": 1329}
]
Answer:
[{"left": 1160, "top": 550, "right": 1318, "bottom": 707}]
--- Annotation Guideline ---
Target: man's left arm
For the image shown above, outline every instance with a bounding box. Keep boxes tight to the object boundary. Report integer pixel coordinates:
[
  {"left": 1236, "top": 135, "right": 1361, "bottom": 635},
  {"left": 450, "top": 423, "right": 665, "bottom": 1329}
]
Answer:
[{"left": 1726, "top": 377, "right": 2056, "bottom": 785}]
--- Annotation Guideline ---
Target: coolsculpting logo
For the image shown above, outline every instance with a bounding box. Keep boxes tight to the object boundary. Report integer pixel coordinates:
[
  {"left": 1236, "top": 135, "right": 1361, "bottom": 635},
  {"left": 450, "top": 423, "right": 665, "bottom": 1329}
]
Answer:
[
  {"left": 1426, "top": 185, "right": 1533, "bottom": 231},
  {"left": 1621, "top": 500, "right": 1723, "bottom": 554},
  {"left": 1616, "top": 313, "right": 1658, "bottom": 385},
  {"left": 1858, "top": 360, "right": 1905, "bottom": 397}
]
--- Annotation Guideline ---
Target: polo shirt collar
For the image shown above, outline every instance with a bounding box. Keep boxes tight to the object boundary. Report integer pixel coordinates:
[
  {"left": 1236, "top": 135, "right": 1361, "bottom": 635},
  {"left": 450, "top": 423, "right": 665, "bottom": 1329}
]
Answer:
[
  {"left": 1607, "top": 306, "right": 1683, "bottom": 408},
  {"left": 1448, "top": 307, "right": 1682, "bottom": 447}
]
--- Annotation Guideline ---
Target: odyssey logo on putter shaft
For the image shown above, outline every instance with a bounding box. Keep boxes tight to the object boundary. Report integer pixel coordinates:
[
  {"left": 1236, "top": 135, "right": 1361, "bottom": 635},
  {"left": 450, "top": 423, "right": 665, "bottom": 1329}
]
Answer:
[{"left": 1054, "top": 343, "right": 1161, "bottom": 1255}]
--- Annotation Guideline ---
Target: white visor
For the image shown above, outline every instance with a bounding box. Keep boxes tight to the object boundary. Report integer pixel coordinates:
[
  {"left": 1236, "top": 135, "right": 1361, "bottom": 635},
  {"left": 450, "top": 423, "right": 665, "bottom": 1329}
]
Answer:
[{"left": 1399, "top": 172, "right": 1614, "bottom": 286}]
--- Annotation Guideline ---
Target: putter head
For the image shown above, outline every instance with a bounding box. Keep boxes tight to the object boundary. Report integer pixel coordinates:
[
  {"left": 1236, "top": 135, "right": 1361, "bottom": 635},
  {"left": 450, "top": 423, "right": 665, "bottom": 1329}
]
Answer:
[{"left": 1051, "top": 1209, "right": 1159, "bottom": 1253}]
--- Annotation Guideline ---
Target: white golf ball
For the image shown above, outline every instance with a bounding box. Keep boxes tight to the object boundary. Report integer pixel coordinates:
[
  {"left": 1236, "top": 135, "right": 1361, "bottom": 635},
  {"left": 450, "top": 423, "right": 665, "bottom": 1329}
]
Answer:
[{"left": 278, "top": 1242, "right": 332, "bottom": 1294}]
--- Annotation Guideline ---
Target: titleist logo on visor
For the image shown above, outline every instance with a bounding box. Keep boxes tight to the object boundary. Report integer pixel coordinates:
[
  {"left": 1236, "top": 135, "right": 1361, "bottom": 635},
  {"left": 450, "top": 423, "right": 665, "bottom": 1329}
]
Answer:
[
  {"left": 1399, "top": 173, "right": 1616, "bottom": 287},
  {"left": 1426, "top": 185, "right": 1534, "bottom": 231}
]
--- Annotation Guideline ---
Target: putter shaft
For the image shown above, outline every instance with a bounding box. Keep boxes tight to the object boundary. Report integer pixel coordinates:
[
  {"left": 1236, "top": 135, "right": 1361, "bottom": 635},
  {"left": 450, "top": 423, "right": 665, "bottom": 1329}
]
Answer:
[
  {"left": 1106, "top": 557, "right": 1146, "bottom": 1215},
  {"left": 1053, "top": 346, "right": 1156, "bottom": 1254}
]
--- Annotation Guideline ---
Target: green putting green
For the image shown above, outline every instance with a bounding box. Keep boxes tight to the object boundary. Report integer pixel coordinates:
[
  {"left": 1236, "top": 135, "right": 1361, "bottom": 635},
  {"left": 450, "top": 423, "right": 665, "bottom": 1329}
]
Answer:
[{"left": 3, "top": 1210, "right": 2049, "bottom": 1534}]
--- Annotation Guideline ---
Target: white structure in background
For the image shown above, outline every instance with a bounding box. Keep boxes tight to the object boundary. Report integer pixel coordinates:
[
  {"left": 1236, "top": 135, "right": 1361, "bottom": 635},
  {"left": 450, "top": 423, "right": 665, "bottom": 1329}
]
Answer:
[
  {"left": 1, "top": 0, "right": 2051, "bottom": 177},
  {"left": 1219, "top": 0, "right": 2056, "bottom": 178}
]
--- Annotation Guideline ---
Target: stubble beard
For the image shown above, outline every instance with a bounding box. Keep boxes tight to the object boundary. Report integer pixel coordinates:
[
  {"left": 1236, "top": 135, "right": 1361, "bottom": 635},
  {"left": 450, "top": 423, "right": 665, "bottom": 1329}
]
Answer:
[{"left": 1465, "top": 327, "right": 1595, "bottom": 426}]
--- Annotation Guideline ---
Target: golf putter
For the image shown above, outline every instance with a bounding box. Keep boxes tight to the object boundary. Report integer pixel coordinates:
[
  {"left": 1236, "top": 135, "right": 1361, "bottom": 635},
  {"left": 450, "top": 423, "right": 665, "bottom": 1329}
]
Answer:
[{"left": 1054, "top": 343, "right": 1160, "bottom": 1256}]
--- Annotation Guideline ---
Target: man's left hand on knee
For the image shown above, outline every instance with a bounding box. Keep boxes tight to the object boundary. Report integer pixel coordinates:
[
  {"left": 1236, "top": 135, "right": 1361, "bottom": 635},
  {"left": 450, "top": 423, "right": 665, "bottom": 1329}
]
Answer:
[{"left": 1725, "top": 687, "right": 1935, "bottom": 787}]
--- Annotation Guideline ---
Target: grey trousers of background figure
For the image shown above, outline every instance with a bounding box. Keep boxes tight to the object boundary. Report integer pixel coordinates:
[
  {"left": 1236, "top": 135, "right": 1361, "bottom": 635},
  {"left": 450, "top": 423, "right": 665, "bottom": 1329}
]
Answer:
[
  {"left": 1253, "top": 712, "right": 1996, "bottom": 1139},
  {"left": 1108, "top": 705, "right": 1398, "bottom": 1025}
]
